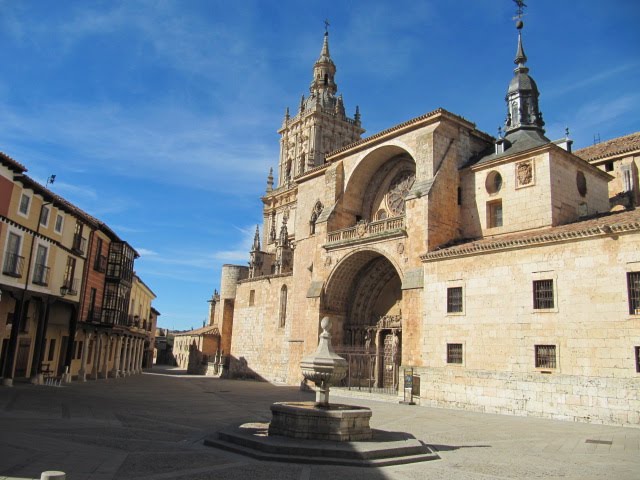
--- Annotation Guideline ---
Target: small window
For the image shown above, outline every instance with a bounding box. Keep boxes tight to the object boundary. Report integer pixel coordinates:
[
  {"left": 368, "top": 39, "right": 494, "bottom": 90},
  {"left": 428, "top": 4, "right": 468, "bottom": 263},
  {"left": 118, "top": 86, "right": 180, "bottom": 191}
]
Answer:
[
  {"left": 279, "top": 285, "right": 287, "bottom": 328},
  {"left": 636, "top": 347, "right": 640, "bottom": 373},
  {"left": 533, "top": 279, "right": 554, "bottom": 309},
  {"left": 447, "top": 343, "right": 463, "bottom": 364},
  {"left": 576, "top": 171, "right": 587, "bottom": 197},
  {"left": 457, "top": 187, "right": 462, "bottom": 205},
  {"left": 535, "top": 345, "right": 556, "bottom": 369},
  {"left": 628, "top": 272, "right": 640, "bottom": 315},
  {"left": 54, "top": 214, "right": 64, "bottom": 234},
  {"left": 447, "top": 287, "right": 463, "bottom": 313},
  {"left": 605, "top": 161, "right": 614, "bottom": 172},
  {"left": 249, "top": 289, "right": 255, "bottom": 306},
  {"left": 485, "top": 171, "right": 503, "bottom": 194},
  {"left": 18, "top": 193, "right": 31, "bottom": 216},
  {"left": 39, "top": 205, "right": 50, "bottom": 227},
  {"left": 487, "top": 200, "right": 503, "bottom": 228}
]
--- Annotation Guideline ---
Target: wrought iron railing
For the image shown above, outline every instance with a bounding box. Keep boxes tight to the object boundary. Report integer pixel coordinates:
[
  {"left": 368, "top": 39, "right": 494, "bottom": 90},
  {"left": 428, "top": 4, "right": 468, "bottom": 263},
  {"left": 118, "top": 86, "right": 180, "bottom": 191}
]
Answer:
[
  {"left": 2, "top": 253, "right": 24, "bottom": 277},
  {"left": 72, "top": 234, "right": 87, "bottom": 255},
  {"left": 63, "top": 277, "right": 79, "bottom": 296},
  {"left": 333, "top": 347, "right": 398, "bottom": 396},
  {"left": 94, "top": 254, "right": 107, "bottom": 273},
  {"left": 32, "top": 263, "right": 50, "bottom": 286},
  {"left": 327, "top": 215, "right": 405, "bottom": 243}
]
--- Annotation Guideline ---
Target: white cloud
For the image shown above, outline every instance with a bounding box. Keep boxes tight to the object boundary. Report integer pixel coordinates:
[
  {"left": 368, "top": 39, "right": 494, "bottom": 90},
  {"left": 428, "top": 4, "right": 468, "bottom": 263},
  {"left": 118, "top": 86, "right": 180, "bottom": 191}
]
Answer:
[{"left": 136, "top": 247, "right": 158, "bottom": 257}]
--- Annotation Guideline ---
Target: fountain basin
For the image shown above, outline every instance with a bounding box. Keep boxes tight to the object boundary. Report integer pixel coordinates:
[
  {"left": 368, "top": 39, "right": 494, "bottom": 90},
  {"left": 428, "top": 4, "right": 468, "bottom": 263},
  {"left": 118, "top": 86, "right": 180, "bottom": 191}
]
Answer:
[{"left": 268, "top": 401, "right": 372, "bottom": 441}]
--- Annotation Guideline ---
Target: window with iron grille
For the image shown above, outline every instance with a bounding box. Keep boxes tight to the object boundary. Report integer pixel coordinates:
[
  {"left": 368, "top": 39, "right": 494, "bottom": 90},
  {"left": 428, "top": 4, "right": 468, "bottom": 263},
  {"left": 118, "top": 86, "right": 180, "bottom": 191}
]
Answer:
[
  {"left": 628, "top": 272, "right": 640, "bottom": 315},
  {"left": 447, "top": 287, "right": 463, "bottom": 313},
  {"left": 535, "top": 345, "right": 556, "bottom": 369},
  {"left": 249, "top": 289, "right": 255, "bottom": 306},
  {"left": 447, "top": 343, "right": 463, "bottom": 364},
  {"left": 533, "top": 279, "right": 554, "bottom": 309},
  {"left": 487, "top": 200, "right": 503, "bottom": 228},
  {"left": 636, "top": 347, "right": 640, "bottom": 373}
]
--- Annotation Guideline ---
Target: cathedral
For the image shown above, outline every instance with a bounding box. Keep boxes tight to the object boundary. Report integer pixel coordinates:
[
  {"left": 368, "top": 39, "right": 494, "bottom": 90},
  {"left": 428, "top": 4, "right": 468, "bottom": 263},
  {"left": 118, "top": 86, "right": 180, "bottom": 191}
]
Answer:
[{"left": 208, "top": 20, "right": 640, "bottom": 426}]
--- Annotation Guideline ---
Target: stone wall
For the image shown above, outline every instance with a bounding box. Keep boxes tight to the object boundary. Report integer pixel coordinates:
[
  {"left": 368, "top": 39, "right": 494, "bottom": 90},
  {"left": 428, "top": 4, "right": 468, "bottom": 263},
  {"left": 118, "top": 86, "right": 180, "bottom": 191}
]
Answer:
[{"left": 420, "top": 231, "right": 640, "bottom": 426}]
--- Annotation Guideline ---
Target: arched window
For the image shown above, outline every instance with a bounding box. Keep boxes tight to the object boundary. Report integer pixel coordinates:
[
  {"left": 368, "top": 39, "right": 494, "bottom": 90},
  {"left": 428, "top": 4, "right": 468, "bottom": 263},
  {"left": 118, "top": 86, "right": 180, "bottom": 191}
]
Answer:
[
  {"left": 279, "top": 285, "right": 287, "bottom": 328},
  {"left": 376, "top": 209, "right": 388, "bottom": 221},
  {"left": 309, "top": 201, "right": 324, "bottom": 235}
]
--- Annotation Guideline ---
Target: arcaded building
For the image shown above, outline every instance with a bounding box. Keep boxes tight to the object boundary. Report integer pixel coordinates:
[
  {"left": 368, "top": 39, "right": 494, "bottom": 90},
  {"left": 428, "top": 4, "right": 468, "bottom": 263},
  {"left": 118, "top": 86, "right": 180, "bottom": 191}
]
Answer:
[{"left": 210, "top": 23, "right": 640, "bottom": 426}]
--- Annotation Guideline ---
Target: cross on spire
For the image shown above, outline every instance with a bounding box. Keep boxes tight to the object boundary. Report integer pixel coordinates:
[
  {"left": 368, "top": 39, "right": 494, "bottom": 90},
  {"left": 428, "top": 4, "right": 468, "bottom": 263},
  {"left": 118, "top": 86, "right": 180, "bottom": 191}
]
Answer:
[
  {"left": 324, "top": 19, "right": 330, "bottom": 33},
  {"left": 513, "top": 0, "right": 527, "bottom": 20}
]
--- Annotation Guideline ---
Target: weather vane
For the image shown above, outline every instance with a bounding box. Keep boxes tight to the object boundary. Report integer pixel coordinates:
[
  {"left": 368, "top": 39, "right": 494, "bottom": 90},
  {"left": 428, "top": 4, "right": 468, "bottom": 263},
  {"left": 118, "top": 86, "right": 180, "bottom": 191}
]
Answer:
[
  {"left": 324, "top": 19, "right": 330, "bottom": 33},
  {"left": 513, "top": 0, "right": 527, "bottom": 20}
]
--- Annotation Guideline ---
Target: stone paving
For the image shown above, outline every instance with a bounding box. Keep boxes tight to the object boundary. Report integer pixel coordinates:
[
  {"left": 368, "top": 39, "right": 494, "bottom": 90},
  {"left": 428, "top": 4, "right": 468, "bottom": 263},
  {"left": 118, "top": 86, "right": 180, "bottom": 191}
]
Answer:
[{"left": 0, "top": 366, "right": 638, "bottom": 479}]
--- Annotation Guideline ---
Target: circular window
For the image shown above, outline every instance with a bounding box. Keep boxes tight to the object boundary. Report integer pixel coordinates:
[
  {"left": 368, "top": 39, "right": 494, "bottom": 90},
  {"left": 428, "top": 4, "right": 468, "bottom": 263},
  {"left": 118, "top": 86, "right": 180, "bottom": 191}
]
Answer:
[
  {"left": 576, "top": 171, "right": 587, "bottom": 197},
  {"left": 485, "top": 171, "right": 503, "bottom": 194}
]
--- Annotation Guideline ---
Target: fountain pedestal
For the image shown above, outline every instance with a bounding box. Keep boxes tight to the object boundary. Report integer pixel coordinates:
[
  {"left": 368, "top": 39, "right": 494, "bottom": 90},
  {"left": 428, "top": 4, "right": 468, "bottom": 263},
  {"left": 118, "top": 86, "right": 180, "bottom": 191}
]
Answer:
[
  {"left": 267, "top": 317, "right": 372, "bottom": 441},
  {"left": 269, "top": 401, "right": 372, "bottom": 441}
]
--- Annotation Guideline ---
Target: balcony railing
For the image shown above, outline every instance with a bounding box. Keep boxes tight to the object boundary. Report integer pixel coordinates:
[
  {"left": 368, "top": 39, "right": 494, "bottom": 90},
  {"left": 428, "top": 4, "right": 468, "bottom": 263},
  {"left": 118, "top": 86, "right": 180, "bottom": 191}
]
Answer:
[
  {"left": 62, "top": 277, "right": 79, "bottom": 296},
  {"left": 72, "top": 234, "right": 87, "bottom": 255},
  {"left": 2, "top": 253, "right": 25, "bottom": 277},
  {"left": 87, "top": 307, "right": 102, "bottom": 323},
  {"left": 326, "top": 216, "right": 405, "bottom": 244},
  {"left": 32, "top": 263, "right": 50, "bottom": 286},
  {"left": 94, "top": 254, "right": 107, "bottom": 273}
]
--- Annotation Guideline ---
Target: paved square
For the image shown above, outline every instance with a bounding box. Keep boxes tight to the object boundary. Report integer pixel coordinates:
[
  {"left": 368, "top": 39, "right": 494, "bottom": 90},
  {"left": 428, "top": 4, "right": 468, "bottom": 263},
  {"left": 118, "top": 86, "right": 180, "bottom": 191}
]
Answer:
[{"left": 0, "top": 367, "right": 638, "bottom": 479}]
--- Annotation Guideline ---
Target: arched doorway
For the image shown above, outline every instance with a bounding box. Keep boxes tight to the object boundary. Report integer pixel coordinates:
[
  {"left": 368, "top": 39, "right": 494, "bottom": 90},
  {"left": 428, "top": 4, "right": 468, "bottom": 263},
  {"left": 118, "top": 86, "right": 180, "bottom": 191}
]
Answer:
[{"left": 323, "top": 250, "right": 402, "bottom": 393}]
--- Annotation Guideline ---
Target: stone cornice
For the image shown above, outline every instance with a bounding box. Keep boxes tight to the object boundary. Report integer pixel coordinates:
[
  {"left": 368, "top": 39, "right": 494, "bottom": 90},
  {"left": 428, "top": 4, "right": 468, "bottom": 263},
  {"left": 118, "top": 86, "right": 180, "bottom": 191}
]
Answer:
[
  {"left": 421, "top": 211, "right": 640, "bottom": 262},
  {"left": 237, "top": 272, "right": 293, "bottom": 285}
]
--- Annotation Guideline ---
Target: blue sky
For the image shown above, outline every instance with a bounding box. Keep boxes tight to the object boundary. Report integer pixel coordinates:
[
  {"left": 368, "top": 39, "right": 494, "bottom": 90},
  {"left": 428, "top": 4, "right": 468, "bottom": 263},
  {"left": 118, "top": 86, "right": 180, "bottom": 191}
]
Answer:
[{"left": 0, "top": 1, "right": 637, "bottom": 331}]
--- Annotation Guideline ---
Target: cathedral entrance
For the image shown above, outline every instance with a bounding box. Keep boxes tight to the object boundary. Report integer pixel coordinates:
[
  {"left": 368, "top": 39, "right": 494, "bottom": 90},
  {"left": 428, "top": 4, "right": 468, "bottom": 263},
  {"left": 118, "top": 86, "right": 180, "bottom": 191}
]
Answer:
[{"left": 323, "top": 250, "right": 402, "bottom": 395}]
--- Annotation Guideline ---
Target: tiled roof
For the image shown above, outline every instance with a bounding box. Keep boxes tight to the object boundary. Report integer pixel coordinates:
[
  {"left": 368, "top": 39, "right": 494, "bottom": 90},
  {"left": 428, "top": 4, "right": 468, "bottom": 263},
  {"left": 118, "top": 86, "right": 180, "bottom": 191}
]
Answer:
[
  {"left": 0, "top": 152, "right": 27, "bottom": 173},
  {"left": 174, "top": 325, "right": 220, "bottom": 336},
  {"left": 574, "top": 131, "right": 640, "bottom": 162},
  {"left": 421, "top": 208, "right": 640, "bottom": 261}
]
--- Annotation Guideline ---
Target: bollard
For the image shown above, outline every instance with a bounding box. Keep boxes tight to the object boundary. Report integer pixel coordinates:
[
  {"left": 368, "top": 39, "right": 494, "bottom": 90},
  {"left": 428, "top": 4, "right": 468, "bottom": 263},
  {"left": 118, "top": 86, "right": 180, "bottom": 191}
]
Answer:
[{"left": 41, "top": 471, "right": 66, "bottom": 479}]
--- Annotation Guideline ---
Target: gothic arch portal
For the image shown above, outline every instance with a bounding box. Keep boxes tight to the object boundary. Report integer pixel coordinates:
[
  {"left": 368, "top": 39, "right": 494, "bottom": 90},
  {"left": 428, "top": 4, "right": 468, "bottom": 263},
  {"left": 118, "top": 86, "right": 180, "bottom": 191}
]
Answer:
[{"left": 322, "top": 249, "right": 403, "bottom": 347}]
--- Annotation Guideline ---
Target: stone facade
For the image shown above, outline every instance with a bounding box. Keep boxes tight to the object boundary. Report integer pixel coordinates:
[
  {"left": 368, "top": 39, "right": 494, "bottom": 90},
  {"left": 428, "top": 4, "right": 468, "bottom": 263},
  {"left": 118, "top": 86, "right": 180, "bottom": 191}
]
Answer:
[{"left": 210, "top": 28, "right": 640, "bottom": 426}]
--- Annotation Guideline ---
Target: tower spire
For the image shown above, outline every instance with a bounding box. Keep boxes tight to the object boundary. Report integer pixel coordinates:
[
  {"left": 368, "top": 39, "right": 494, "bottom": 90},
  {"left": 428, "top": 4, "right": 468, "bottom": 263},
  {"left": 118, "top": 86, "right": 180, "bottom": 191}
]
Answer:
[{"left": 503, "top": 7, "right": 545, "bottom": 138}]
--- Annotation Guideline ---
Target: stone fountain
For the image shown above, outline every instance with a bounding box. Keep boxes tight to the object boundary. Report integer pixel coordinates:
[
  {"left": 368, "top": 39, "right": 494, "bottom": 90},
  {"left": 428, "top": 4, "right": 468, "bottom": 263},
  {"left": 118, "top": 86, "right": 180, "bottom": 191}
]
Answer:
[
  {"left": 268, "top": 317, "right": 372, "bottom": 441},
  {"left": 204, "top": 316, "right": 437, "bottom": 466}
]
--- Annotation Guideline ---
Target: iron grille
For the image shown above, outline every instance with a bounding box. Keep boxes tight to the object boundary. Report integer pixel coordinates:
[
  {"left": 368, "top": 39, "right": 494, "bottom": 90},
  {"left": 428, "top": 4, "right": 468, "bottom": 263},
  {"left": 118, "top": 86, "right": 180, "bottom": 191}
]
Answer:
[
  {"left": 628, "top": 272, "right": 640, "bottom": 315},
  {"left": 447, "top": 287, "right": 463, "bottom": 313},
  {"left": 447, "top": 343, "right": 463, "bottom": 364},
  {"left": 533, "top": 279, "right": 554, "bottom": 309},
  {"left": 2, "top": 253, "right": 24, "bottom": 277},
  {"left": 535, "top": 344, "right": 556, "bottom": 369},
  {"left": 32, "top": 263, "right": 50, "bottom": 286}
]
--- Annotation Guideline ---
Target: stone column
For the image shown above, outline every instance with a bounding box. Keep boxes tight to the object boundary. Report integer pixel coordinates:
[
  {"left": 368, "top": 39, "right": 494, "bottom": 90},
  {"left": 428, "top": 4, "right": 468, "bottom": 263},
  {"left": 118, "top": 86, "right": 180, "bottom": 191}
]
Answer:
[
  {"left": 91, "top": 334, "right": 102, "bottom": 380},
  {"left": 132, "top": 338, "right": 140, "bottom": 374},
  {"left": 100, "top": 336, "right": 111, "bottom": 379},
  {"left": 137, "top": 339, "right": 144, "bottom": 373},
  {"left": 110, "top": 336, "right": 122, "bottom": 378},
  {"left": 121, "top": 337, "right": 130, "bottom": 376},
  {"left": 78, "top": 332, "right": 92, "bottom": 382}
]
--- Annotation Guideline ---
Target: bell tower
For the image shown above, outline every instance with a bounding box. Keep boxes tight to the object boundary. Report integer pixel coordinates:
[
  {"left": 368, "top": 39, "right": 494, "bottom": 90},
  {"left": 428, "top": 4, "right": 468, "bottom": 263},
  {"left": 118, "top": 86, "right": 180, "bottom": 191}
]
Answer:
[{"left": 276, "top": 29, "right": 365, "bottom": 188}]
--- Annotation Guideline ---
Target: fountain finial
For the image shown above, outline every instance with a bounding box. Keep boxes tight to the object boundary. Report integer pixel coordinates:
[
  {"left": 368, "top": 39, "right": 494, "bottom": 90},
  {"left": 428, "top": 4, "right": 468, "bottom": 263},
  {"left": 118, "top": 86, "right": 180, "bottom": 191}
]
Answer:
[{"left": 300, "top": 316, "right": 347, "bottom": 407}]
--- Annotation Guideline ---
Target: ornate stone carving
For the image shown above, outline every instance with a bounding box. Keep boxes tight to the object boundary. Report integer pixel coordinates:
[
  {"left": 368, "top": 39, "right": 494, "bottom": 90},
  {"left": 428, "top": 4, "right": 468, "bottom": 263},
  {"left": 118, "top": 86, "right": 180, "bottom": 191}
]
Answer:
[
  {"left": 387, "top": 171, "right": 415, "bottom": 216},
  {"left": 516, "top": 161, "right": 533, "bottom": 187}
]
